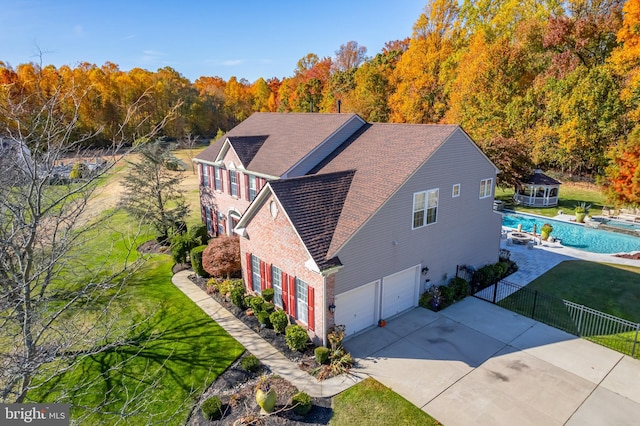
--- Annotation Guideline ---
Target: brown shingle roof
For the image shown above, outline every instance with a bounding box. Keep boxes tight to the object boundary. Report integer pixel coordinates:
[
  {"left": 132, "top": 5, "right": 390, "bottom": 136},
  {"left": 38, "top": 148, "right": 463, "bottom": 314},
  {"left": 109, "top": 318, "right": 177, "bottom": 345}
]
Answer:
[
  {"left": 195, "top": 112, "right": 360, "bottom": 176},
  {"left": 270, "top": 170, "right": 356, "bottom": 270},
  {"left": 227, "top": 135, "right": 268, "bottom": 167},
  {"left": 314, "top": 123, "right": 459, "bottom": 258}
]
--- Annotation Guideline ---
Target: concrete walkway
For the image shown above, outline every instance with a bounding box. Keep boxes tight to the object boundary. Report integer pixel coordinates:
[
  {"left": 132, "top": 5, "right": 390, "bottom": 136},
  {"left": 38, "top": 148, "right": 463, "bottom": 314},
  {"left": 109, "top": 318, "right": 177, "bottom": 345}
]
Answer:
[{"left": 171, "top": 270, "right": 362, "bottom": 398}]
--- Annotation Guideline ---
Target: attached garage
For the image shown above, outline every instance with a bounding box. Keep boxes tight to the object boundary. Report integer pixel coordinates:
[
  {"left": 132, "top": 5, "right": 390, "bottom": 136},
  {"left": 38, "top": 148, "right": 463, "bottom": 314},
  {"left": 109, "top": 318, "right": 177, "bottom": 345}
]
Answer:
[
  {"left": 381, "top": 265, "right": 420, "bottom": 319},
  {"left": 334, "top": 281, "right": 379, "bottom": 337}
]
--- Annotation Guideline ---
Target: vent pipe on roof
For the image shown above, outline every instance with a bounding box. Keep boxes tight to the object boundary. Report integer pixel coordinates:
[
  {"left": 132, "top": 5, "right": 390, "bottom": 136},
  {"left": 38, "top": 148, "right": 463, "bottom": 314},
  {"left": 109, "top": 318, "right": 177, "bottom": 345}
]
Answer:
[{"left": 337, "top": 100, "right": 341, "bottom": 113}]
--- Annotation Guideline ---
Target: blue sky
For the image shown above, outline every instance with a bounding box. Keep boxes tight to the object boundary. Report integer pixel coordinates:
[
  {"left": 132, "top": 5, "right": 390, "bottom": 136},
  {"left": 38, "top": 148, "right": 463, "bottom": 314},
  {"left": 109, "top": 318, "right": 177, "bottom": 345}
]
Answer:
[{"left": 2, "top": 0, "right": 426, "bottom": 83}]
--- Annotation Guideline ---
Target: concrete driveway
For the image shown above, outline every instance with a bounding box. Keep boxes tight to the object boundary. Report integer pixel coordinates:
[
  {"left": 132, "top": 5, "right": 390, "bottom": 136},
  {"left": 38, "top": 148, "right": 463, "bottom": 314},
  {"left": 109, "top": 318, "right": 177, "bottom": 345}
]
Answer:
[{"left": 344, "top": 297, "right": 640, "bottom": 426}]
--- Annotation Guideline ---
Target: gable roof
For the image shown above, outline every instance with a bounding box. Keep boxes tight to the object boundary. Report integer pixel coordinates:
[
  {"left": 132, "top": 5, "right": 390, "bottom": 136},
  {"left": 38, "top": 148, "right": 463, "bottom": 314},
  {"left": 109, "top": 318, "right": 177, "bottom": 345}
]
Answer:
[
  {"left": 195, "top": 112, "right": 362, "bottom": 176},
  {"left": 227, "top": 135, "right": 268, "bottom": 167},
  {"left": 313, "top": 123, "right": 461, "bottom": 258},
  {"left": 269, "top": 170, "right": 356, "bottom": 270}
]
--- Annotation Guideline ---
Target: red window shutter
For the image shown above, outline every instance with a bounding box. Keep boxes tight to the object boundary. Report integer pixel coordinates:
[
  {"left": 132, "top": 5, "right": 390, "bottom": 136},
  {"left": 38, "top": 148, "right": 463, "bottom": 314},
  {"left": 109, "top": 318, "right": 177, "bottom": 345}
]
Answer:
[
  {"left": 288, "top": 276, "right": 296, "bottom": 317},
  {"left": 259, "top": 261, "right": 266, "bottom": 291},
  {"left": 308, "top": 286, "right": 315, "bottom": 331},
  {"left": 265, "top": 264, "right": 272, "bottom": 288},
  {"left": 245, "top": 253, "right": 253, "bottom": 292},
  {"left": 282, "top": 273, "right": 289, "bottom": 313},
  {"left": 244, "top": 174, "right": 250, "bottom": 201},
  {"left": 198, "top": 163, "right": 203, "bottom": 186}
]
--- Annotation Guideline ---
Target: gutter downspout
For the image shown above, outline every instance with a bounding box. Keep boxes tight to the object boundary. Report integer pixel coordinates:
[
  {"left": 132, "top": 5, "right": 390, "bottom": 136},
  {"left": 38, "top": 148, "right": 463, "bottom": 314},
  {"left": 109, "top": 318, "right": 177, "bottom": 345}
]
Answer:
[{"left": 322, "top": 275, "right": 327, "bottom": 347}]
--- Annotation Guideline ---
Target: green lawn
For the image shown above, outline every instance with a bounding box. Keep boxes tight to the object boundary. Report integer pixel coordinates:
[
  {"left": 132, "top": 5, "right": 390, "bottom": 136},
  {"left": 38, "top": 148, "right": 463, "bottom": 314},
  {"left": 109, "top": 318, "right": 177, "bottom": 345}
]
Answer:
[
  {"left": 27, "top": 210, "right": 245, "bottom": 424},
  {"left": 332, "top": 378, "right": 441, "bottom": 425},
  {"left": 496, "top": 183, "right": 606, "bottom": 218},
  {"left": 498, "top": 260, "right": 640, "bottom": 359}
]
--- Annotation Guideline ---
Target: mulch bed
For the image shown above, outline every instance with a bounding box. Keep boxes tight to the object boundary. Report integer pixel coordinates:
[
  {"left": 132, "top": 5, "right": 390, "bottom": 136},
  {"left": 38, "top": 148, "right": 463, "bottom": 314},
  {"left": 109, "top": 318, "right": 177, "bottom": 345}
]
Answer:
[
  {"left": 614, "top": 252, "right": 640, "bottom": 260},
  {"left": 186, "top": 273, "right": 334, "bottom": 425},
  {"left": 136, "top": 240, "right": 337, "bottom": 424}
]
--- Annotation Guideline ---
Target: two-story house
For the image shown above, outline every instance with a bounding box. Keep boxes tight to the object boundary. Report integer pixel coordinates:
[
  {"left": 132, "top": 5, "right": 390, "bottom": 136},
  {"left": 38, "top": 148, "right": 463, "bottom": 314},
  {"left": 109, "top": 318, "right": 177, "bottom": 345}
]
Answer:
[{"left": 194, "top": 113, "right": 502, "bottom": 346}]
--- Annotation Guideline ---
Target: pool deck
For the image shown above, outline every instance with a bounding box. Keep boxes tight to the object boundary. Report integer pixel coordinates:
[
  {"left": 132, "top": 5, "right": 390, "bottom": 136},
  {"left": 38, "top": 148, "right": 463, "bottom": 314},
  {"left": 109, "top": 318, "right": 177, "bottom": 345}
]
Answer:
[{"left": 501, "top": 214, "right": 639, "bottom": 287}]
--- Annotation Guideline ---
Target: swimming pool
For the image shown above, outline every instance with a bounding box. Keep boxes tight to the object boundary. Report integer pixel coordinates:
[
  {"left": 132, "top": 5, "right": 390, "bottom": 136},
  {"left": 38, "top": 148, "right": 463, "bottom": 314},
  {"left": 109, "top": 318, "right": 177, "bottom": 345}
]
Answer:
[{"left": 502, "top": 212, "right": 640, "bottom": 254}]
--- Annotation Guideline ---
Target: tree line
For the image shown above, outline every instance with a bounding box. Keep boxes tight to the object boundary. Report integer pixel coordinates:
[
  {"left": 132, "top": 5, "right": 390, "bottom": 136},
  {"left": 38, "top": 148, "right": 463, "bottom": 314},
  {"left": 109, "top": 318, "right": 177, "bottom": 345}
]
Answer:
[{"left": 1, "top": 0, "right": 639, "bottom": 204}]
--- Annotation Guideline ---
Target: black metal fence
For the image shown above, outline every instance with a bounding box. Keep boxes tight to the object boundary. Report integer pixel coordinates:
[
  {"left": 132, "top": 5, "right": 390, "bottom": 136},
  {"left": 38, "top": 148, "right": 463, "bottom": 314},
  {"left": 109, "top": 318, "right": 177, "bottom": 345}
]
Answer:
[{"left": 473, "top": 280, "right": 640, "bottom": 358}]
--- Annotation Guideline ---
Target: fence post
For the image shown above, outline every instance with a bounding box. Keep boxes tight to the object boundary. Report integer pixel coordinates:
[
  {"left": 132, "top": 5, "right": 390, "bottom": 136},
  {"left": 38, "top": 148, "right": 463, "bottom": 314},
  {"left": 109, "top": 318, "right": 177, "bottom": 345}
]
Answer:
[
  {"left": 633, "top": 323, "right": 640, "bottom": 358},
  {"left": 492, "top": 281, "right": 498, "bottom": 303},
  {"left": 531, "top": 291, "right": 538, "bottom": 319},
  {"left": 577, "top": 305, "right": 584, "bottom": 336}
]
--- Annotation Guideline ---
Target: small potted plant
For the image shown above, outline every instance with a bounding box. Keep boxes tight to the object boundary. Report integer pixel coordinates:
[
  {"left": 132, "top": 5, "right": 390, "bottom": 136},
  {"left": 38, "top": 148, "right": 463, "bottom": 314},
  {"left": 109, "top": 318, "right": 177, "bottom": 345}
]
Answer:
[
  {"left": 378, "top": 319, "right": 387, "bottom": 327},
  {"left": 574, "top": 202, "right": 591, "bottom": 223},
  {"left": 540, "top": 223, "right": 553, "bottom": 240}
]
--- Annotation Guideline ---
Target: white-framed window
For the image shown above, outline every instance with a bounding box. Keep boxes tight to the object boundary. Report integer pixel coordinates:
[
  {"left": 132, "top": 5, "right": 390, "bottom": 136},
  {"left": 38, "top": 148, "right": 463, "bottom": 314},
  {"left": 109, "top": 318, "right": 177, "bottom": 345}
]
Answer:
[
  {"left": 214, "top": 166, "right": 222, "bottom": 191},
  {"left": 296, "top": 278, "right": 308, "bottom": 324},
  {"left": 251, "top": 255, "right": 261, "bottom": 293},
  {"left": 452, "top": 184, "right": 460, "bottom": 198},
  {"left": 217, "top": 212, "right": 225, "bottom": 235},
  {"left": 230, "top": 171, "right": 238, "bottom": 197},
  {"left": 204, "top": 206, "right": 212, "bottom": 234},
  {"left": 249, "top": 175, "right": 257, "bottom": 201},
  {"left": 202, "top": 165, "right": 209, "bottom": 187},
  {"left": 271, "top": 266, "right": 282, "bottom": 308},
  {"left": 413, "top": 189, "right": 438, "bottom": 229},
  {"left": 480, "top": 178, "right": 493, "bottom": 199}
]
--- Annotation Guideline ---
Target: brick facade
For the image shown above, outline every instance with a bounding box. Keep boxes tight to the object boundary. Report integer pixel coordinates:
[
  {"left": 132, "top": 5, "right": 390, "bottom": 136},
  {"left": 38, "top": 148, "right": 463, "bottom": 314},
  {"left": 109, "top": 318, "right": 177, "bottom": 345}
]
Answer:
[
  {"left": 198, "top": 149, "right": 266, "bottom": 236},
  {"left": 239, "top": 193, "right": 328, "bottom": 345}
]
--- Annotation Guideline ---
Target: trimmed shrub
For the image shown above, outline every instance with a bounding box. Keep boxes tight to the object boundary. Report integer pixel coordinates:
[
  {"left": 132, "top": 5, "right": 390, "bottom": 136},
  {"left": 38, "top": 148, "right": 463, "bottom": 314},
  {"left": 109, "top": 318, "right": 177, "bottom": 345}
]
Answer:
[
  {"left": 261, "top": 302, "right": 275, "bottom": 314},
  {"left": 314, "top": 346, "right": 330, "bottom": 364},
  {"left": 291, "top": 392, "right": 312, "bottom": 416},
  {"left": 170, "top": 232, "right": 197, "bottom": 264},
  {"left": 201, "top": 395, "right": 223, "bottom": 420},
  {"left": 285, "top": 325, "right": 309, "bottom": 351},
  {"left": 257, "top": 311, "right": 271, "bottom": 328},
  {"left": 262, "top": 288, "right": 274, "bottom": 303},
  {"left": 190, "top": 245, "right": 209, "bottom": 277},
  {"left": 439, "top": 285, "right": 455, "bottom": 306},
  {"left": 270, "top": 310, "right": 288, "bottom": 334},
  {"left": 450, "top": 277, "right": 470, "bottom": 301},
  {"left": 189, "top": 223, "right": 209, "bottom": 245},
  {"left": 230, "top": 286, "right": 246, "bottom": 308},
  {"left": 240, "top": 354, "right": 260, "bottom": 373},
  {"left": 248, "top": 295, "right": 265, "bottom": 313}
]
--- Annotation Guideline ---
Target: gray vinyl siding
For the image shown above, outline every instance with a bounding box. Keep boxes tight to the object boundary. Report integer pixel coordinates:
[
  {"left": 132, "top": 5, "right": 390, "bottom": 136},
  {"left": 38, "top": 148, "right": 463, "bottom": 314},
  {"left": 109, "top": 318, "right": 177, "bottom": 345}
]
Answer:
[
  {"left": 285, "top": 116, "right": 366, "bottom": 177},
  {"left": 333, "top": 129, "right": 502, "bottom": 295}
]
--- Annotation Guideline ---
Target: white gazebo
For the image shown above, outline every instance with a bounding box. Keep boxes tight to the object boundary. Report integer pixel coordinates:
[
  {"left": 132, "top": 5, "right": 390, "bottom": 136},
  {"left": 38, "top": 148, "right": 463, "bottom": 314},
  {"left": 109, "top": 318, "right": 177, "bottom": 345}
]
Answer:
[{"left": 514, "top": 169, "right": 561, "bottom": 207}]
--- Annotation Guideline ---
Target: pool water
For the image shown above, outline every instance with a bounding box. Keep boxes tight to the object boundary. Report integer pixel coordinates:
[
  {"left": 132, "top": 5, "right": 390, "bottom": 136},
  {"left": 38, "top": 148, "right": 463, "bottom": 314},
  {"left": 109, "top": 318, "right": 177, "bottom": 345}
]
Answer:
[{"left": 502, "top": 212, "right": 640, "bottom": 254}]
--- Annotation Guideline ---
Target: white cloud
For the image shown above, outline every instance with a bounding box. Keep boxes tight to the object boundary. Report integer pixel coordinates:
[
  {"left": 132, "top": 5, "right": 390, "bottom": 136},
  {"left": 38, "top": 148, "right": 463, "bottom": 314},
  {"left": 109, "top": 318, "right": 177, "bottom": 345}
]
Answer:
[{"left": 141, "top": 50, "right": 167, "bottom": 63}]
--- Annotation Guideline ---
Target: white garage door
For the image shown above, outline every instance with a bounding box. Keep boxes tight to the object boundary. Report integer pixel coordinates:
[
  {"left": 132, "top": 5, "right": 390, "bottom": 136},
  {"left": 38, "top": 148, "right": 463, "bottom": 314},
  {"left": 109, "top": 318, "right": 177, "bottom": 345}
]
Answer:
[
  {"left": 334, "top": 281, "right": 378, "bottom": 337},
  {"left": 381, "top": 265, "right": 419, "bottom": 319}
]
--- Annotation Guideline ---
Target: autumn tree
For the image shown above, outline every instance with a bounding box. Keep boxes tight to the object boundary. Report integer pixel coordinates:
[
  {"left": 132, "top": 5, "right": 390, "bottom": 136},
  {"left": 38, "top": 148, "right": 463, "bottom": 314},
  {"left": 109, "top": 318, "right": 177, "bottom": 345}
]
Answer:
[
  {"left": 389, "top": 0, "right": 460, "bottom": 123},
  {"left": 202, "top": 236, "right": 241, "bottom": 279},
  {"left": 479, "top": 136, "right": 533, "bottom": 189},
  {"left": 603, "top": 125, "right": 640, "bottom": 205},
  {"left": 609, "top": 0, "right": 640, "bottom": 121}
]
